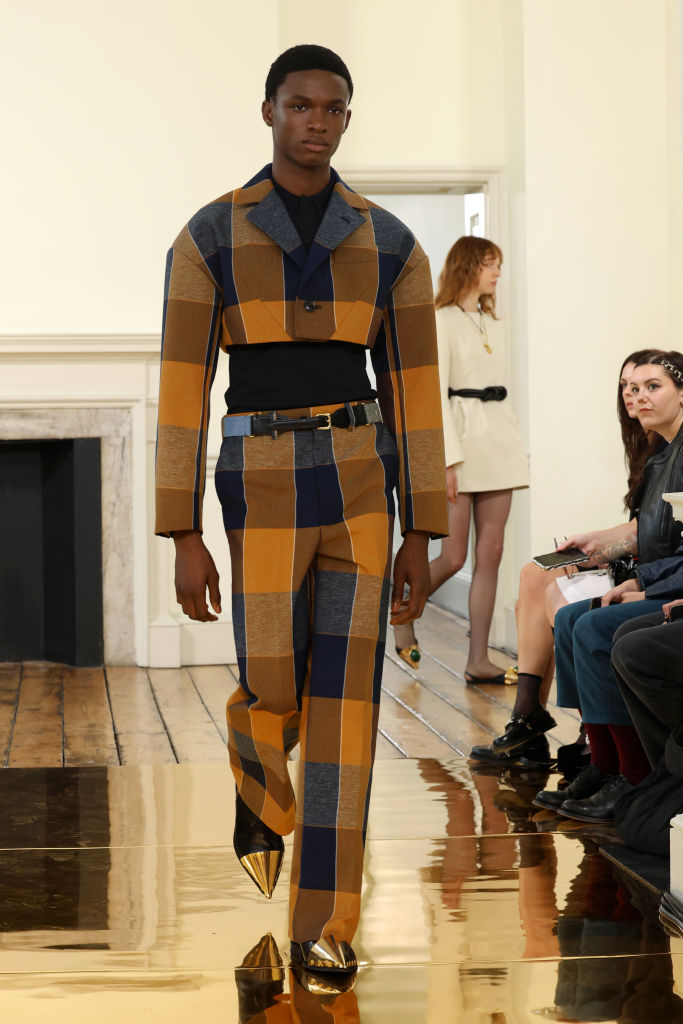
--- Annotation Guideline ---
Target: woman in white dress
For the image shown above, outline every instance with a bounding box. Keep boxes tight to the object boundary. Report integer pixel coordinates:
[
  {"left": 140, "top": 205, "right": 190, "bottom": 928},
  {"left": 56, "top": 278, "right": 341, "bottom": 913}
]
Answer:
[{"left": 394, "top": 236, "right": 529, "bottom": 682}]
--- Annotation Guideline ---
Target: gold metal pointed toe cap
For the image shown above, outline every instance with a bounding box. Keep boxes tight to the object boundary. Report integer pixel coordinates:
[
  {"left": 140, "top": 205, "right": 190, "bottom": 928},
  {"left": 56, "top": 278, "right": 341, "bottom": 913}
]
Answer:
[
  {"left": 239, "top": 849, "right": 283, "bottom": 899},
  {"left": 291, "top": 965, "right": 357, "bottom": 995},
  {"left": 292, "top": 936, "right": 358, "bottom": 974},
  {"left": 240, "top": 932, "right": 284, "bottom": 973}
]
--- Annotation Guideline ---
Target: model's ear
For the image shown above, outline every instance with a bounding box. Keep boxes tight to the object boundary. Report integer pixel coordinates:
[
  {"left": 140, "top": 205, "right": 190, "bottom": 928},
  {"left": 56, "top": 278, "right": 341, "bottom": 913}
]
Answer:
[
  {"left": 343, "top": 108, "right": 352, "bottom": 133},
  {"left": 262, "top": 99, "right": 273, "bottom": 127}
]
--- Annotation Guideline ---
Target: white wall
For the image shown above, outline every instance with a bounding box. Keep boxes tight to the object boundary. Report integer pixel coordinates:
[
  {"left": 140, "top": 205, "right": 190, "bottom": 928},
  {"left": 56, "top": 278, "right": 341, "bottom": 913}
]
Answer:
[
  {"left": 0, "top": 1, "right": 280, "bottom": 334},
  {"left": 523, "top": 0, "right": 683, "bottom": 549}
]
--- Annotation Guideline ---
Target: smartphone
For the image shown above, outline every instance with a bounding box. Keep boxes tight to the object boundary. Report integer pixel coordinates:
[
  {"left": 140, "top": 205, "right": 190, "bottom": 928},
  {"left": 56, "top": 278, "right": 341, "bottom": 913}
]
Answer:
[
  {"left": 667, "top": 603, "right": 683, "bottom": 622},
  {"left": 589, "top": 596, "right": 602, "bottom": 610},
  {"left": 532, "top": 547, "right": 590, "bottom": 571}
]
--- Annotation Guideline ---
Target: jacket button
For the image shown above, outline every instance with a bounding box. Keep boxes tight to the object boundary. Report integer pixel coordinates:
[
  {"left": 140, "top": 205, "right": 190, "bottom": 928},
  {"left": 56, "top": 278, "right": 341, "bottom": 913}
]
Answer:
[{"left": 303, "top": 300, "right": 317, "bottom": 312}]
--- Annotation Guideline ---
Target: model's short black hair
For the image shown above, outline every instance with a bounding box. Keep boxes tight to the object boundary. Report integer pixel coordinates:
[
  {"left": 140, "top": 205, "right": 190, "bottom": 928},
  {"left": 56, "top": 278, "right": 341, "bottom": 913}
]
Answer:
[{"left": 265, "top": 44, "right": 353, "bottom": 102}]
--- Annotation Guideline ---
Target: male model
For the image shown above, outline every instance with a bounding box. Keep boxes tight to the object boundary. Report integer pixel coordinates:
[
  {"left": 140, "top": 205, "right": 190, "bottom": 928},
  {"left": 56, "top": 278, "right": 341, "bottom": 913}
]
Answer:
[{"left": 155, "top": 44, "right": 447, "bottom": 978}]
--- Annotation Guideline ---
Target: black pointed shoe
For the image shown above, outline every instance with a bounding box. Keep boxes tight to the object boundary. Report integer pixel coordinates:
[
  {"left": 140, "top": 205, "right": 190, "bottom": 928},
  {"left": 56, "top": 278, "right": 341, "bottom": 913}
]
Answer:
[
  {"left": 533, "top": 763, "right": 605, "bottom": 811},
  {"left": 234, "top": 790, "right": 284, "bottom": 899},
  {"left": 470, "top": 706, "right": 557, "bottom": 762},
  {"left": 290, "top": 936, "right": 358, "bottom": 975},
  {"left": 558, "top": 773, "right": 632, "bottom": 823}
]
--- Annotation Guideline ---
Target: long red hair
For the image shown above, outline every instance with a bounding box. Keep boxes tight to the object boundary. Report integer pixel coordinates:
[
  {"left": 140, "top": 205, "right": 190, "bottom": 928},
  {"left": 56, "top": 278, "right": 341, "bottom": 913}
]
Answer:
[{"left": 435, "top": 235, "right": 503, "bottom": 316}]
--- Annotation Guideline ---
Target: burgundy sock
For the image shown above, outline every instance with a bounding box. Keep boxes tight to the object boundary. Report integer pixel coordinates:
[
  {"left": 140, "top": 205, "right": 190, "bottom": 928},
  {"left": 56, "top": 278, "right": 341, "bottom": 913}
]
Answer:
[
  {"left": 609, "top": 724, "right": 652, "bottom": 784},
  {"left": 513, "top": 673, "right": 543, "bottom": 716},
  {"left": 583, "top": 723, "right": 619, "bottom": 775}
]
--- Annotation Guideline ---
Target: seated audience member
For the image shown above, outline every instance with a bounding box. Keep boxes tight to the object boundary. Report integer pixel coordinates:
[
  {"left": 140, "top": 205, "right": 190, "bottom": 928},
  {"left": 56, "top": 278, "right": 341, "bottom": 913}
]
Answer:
[
  {"left": 471, "top": 350, "right": 661, "bottom": 767},
  {"left": 611, "top": 597, "right": 683, "bottom": 767},
  {"left": 534, "top": 352, "right": 683, "bottom": 821}
]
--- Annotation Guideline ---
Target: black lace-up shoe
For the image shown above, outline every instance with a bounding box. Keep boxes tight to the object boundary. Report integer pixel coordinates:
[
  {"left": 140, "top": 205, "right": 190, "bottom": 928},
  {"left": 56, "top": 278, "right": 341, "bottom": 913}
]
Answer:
[
  {"left": 558, "top": 774, "right": 632, "bottom": 823},
  {"left": 533, "top": 763, "right": 605, "bottom": 811},
  {"left": 470, "top": 706, "right": 557, "bottom": 762}
]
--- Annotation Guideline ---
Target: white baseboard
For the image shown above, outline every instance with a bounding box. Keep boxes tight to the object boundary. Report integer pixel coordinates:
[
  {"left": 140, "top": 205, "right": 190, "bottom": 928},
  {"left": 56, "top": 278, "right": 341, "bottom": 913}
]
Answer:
[{"left": 147, "top": 617, "right": 236, "bottom": 667}]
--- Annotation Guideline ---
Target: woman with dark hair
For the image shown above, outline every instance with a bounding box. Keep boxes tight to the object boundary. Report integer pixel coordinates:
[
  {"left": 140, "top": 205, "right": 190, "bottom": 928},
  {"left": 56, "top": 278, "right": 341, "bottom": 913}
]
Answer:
[
  {"left": 394, "top": 236, "right": 529, "bottom": 681},
  {"left": 535, "top": 351, "right": 683, "bottom": 821},
  {"left": 471, "top": 350, "right": 662, "bottom": 767}
]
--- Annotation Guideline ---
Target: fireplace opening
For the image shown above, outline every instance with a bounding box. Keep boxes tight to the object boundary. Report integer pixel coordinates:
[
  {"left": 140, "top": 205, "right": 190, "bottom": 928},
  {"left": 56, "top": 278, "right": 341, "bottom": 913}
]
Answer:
[{"left": 0, "top": 438, "right": 104, "bottom": 666}]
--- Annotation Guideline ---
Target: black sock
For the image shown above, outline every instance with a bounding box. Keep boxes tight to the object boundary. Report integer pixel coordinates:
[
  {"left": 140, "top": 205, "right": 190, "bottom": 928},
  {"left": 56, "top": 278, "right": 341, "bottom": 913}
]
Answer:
[{"left": 513, "top": 673, "right": 543, "bottom": 717}]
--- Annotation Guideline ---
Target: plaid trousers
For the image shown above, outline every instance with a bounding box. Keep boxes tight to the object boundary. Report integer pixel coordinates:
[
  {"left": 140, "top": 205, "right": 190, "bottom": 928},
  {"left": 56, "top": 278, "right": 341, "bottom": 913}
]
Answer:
[{"left": 216, "top": 404, "right": 397, "bottom": 944}]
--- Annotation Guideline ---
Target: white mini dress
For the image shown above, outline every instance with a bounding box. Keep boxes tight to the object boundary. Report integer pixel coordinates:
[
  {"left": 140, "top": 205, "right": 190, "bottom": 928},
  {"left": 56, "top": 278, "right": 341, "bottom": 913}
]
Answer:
[{"left": 436, "top": 305, "right": 529, "bottom": 493}]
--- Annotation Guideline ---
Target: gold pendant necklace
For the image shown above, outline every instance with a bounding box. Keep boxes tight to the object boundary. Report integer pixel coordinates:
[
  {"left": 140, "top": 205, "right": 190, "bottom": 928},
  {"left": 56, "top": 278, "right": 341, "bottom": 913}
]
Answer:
[{"left": 458, "top": 305, "right": 492, "bottom": 353}]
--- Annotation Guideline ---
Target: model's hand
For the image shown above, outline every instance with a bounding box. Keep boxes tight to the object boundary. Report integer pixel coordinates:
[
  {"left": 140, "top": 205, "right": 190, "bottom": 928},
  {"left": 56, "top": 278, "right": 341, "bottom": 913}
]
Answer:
[
  {"left": 600, "top": 578, "right": 641, "bottom": 606},
  {"left": 173, "top": 530, "right": 222, "bottom": 622},
  {"left": 446, "top": 465, "right": 458, "bottom": 505},
  {"left": 390, "top": 531, "right": 430, "bottom": 625}
]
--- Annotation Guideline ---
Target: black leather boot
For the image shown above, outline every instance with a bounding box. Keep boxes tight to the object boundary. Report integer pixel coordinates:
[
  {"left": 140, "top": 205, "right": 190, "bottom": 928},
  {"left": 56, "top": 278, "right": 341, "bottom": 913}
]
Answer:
[{"left": 234, "top": 789, "right": 284, "bottom": 899}]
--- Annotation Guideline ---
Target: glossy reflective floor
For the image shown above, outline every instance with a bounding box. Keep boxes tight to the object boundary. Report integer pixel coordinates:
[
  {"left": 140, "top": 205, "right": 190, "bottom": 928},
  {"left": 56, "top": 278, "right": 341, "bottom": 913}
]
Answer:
[{"left": 2, "top": 757, "right": 683, "bottom": 1022}]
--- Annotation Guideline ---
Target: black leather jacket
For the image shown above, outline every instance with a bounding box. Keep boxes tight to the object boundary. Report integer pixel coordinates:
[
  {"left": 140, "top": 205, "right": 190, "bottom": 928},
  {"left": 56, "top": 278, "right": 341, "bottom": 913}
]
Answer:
[{"left": 632, "top": 422, "right": 683, "bottom": 597}]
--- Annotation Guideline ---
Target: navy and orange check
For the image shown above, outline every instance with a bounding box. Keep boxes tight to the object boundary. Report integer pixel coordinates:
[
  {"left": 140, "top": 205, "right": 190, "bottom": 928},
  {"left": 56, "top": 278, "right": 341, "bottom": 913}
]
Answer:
[
  {"left": 217, "top": 407, "right": 397, "bottom": 944},
  {"left": 155, "top": 164, "right": 448, "bottom": 541}
]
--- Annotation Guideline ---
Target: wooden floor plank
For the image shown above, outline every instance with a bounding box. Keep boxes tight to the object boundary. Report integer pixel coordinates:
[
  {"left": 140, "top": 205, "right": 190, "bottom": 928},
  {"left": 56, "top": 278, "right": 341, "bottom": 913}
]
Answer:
[
  {"left": 377, "top": 690, "right": 463, "bottom": 758},
  {"left": 106, "top": 666, "right": 169, "bottom": 736},
  {"left": 187, "top": 665, "right": 231, "bottom": 743},
  {"left": 9, "top": 663, "right": 63, "bottom": 767},
  {"left": 147, "top": 668, "right": 227, "bottom": 762},
  {"left": 0, "top": 664, "right": 21, "bottom": 767},
  {"left": 375, "top": 730, "right": 404, "bottom": 759},
  {"left": 117, "top": 731, "right": 177, "bottom": 764},
  {"left": 381, "top": 659, "right": 492, "bottom": 756},
  {"left": 63, "top": 667, "right": 119, "bottom": 766}
]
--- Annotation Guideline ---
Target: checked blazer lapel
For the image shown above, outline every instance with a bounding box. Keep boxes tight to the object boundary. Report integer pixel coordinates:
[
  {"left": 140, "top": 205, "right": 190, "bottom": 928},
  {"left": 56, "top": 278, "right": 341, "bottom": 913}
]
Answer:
[
  {"left": 245, "top": 183, "right": 366, "bottom": 282},
  {"left": 299, "top": 189, "right": 366, "bottom": 287},
  {"left": 246, "top": 188, "right": 307, "bottom": 269}
]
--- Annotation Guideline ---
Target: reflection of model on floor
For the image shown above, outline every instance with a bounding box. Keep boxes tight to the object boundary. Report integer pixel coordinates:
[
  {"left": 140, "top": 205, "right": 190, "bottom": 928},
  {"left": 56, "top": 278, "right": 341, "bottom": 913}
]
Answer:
[{"left": 236, "top": 932, "right": 359, "bottom": 1023}]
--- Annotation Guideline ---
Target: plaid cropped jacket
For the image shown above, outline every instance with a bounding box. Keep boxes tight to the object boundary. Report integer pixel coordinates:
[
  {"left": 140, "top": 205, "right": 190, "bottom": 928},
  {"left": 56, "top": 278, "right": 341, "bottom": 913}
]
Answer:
[{"left": 155, "top": 164, "right": 448, "bottom": 539}]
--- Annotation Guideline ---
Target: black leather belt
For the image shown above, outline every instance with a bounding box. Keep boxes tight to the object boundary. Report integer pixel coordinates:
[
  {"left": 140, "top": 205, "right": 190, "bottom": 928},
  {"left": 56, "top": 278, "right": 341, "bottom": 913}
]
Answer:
[
  {"left": 222, "top": 401, "right": 382, "bottom": 440},
  {"left": 448, "top": 386, "right": 507, "bottom": 401}
]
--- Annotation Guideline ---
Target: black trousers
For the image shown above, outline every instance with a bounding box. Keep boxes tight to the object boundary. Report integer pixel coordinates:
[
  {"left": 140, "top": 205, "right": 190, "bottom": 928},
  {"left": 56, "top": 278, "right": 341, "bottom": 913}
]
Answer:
[{"left": 611, "top": 610, "right": 683, "bottom": 768}]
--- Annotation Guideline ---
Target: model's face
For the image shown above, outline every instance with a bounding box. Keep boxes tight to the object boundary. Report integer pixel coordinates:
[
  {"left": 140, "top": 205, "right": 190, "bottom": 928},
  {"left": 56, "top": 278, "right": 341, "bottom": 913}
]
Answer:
[
  {"left": 475, "top": 255, "right": 502, "bottom": 296},
  {"left": 619, "top": 361, "right": 638, "bottom": 418},
  {"left": 262, "top": 69, "right": 351, "bottom": 173},
  {"left": 630, "top": 364, "right": 683, "bottom": 437}
]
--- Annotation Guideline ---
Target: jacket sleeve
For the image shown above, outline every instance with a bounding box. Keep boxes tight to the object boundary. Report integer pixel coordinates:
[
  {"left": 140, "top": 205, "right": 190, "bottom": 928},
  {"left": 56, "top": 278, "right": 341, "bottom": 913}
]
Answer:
[
  {"left": 638, "top": 546, "right": 683, "bottom": 598},
  {"left": 371, "top": 243, "right": 448, "bottom": 538},
  {"left": 435, "top": 310, "right": 465, "bottom": 469},
  {"left": 155, "top": 228, "right": 223, "bottom": 537}
]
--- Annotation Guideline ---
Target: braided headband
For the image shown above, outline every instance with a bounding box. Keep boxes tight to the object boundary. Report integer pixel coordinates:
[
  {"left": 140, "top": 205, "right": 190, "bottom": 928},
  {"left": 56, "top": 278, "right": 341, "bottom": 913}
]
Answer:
[{"left": 657, "top": 359, "right": 683, "bottom": 385}]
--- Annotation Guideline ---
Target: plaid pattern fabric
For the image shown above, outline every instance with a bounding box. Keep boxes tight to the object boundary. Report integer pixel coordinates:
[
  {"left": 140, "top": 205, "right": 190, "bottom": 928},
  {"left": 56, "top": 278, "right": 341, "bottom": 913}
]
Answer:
[
  {"left": 218, "top": 407, "right": 397, "bottom": 944},
  {"left": 156, "top": 164, "right": 448, "bottom": 540}
]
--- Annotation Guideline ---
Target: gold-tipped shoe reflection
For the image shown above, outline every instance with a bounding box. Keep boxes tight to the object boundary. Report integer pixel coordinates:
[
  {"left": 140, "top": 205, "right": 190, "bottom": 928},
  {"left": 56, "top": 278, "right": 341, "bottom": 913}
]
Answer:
[
  {"left": 239, "top": 931, "right": 284, "bottom": 974},
  {"left": 239, "top": 849, "right": 283, "bottom": 900},
  {"left": 236, "top": 933, "right": 284, "bottom": 1023},
  {"left": 291, "top": 965, "right": 357, "bottom": 995},
  {"left": 291, "top": 935, "right": 358, "bottom": 974}
]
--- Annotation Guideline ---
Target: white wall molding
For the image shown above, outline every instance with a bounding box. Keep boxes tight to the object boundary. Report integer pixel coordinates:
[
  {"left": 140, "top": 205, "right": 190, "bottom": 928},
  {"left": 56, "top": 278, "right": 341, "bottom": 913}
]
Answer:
[{"left": 0, "top": 334, "right": 160, "bottom": 358}]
